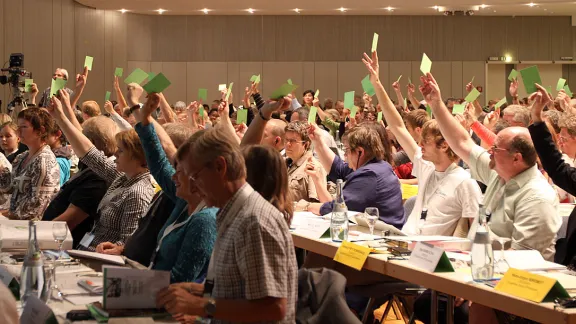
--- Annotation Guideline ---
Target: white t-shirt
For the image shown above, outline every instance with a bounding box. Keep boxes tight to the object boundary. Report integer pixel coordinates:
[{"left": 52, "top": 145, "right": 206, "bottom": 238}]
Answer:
[{"left": 402, "top": 147, "right": 482, "bottom": 236}]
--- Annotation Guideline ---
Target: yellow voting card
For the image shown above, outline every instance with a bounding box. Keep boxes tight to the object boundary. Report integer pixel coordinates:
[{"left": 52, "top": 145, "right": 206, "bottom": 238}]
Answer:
[
  {"left": 401, "top": 184, "right": 418, "bottom": 200},
  {"left": 333, "top": 241, "right": 371, "bottom": 271}
]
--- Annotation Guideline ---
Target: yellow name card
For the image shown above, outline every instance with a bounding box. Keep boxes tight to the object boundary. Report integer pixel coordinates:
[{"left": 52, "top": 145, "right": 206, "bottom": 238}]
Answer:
[
  {"left": 495, "top": 268, "right": 569, "bottom": 303},
  {"left": 333, "top": 241, "right": 371, "bottom": 271},
  {"left": 401, "top": 184, "right": 418, "bottom": 200}
]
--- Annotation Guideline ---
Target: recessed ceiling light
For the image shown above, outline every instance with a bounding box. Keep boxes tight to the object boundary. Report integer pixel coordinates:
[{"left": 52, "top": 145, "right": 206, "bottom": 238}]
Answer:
[
  {"left": 433, "top": 5, "right": 439, "bottom": 10},
  {"left": 480, "top": 4, "right": 488, "bottom": 9},
  {"left": 294, "top": 8, "right": 300, "bottom": 13},
  {"left": 338, "top": 7, "right": 347, "bottom": 12},
  {"left": 119, "top": 9, "right": 128, "bottom": 13},
  {"left": 527, "top": 3, "right": 536, "bottom": 7},
  {"left": 385, "top": 6, "right": 394, "bottom": 11},
  {"left": 246, "top": 8, "right": 255, "bottom": 13},
  {"left": 156, "top": 8, "right": 166, "bottom": 14},
  {"left": 201, "top": 8, "right": 210, "bottom": 14}
]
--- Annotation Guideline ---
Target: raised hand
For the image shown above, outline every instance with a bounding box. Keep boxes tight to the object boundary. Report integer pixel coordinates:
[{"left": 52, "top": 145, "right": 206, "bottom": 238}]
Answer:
[
  {"left": 465, "top": 82, "right": 474, "bottom": 93},
  {"left": 60, "top": 88, "right": 72, "bottom": 111},
  {"left": 114, "top": 76, "right": 120, "bottom": 90},
  {"left": 392, "top": 81, "right": 400, "bottom": 91},
  {"left": 304, "top": 156, "right": 324, "bottom": 181},
  {"left": 361, "top": 51, "right": 380, "bottom": 83},
  {"left": 312, "top": 97, "right": 320, "bottom": 107},
  {"left": 30, "top": 83, "right": 39, "bottom": 95},
  {"left": 419, "top": 73, "right": 443, "bottom": 104},
  {"left": 234, "top": 123, "right": 247, "bottom": 139},
  {"left": 306, "top": 123, "right": 323, "bottom": 142},
  {"left": 142, "top": 93, "right": 161, "bottom": 120},
  {"left": 218, "top": 99, "right": 230, "bottom": 119},
  {"left": 48, "top": 94, "right": 65, "bottom": 120},
  {"left": 509, "top": 79, "right": 518, "bottom": 98},
  {"left": 463, "top": 102, "right": 477, "bottom": 127},
  {"left": 104, "top": 100, "right": 115, "bottom": 115},
  {"left": 528, "top": 83, "right": 551, "bottom": 123},
  {"left": 407, "top": 82, "right": 416, "bottom": 94},
  {"left": 483, "top": 108, "right": 500, "bottom": 130},
  {"left": 75, "top": 66, "right": 89, "bottom": 90},
  {"left": 261, "top": 97, "right": 290, "bottom": 119}
]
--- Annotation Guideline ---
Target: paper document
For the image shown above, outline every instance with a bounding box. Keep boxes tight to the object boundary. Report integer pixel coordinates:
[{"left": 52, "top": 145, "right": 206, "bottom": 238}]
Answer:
[
  {"left": 493, "top": 250, "right": 566, "bottom": 271},
  {"left": 103, "top": 267, "right": 170, "bottom": 309},
  {"left": 68, "top": 250, "right": 125, "bottom": 265},
  {"left": 0, "top": 220, "right": 72, "bottom": 250}
]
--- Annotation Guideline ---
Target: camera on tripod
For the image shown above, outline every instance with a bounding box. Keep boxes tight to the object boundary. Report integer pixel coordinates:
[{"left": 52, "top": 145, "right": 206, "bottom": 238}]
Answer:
[{"left": 0, "top": 53, "right": 32, "bottom": 111}]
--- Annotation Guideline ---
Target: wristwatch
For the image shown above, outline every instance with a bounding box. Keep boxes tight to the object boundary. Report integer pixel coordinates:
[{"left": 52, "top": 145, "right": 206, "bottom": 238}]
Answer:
[{"left": 204, "top": 298, "right": 217, "bottom": 318}]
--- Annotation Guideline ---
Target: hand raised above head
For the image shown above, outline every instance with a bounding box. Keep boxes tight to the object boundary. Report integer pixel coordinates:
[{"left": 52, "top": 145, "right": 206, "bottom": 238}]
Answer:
[{"left": 419, "top": 73, "right": 443, "bottom": 104}]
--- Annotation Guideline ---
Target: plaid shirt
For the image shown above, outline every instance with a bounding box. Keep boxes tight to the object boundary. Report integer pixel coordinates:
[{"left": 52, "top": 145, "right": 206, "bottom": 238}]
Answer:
[
  {"left": 207, "top": 183, "right": 297, "bottom": 324},
  {"left": 78, "top": 147, "right": 154, "bottom": 251}
]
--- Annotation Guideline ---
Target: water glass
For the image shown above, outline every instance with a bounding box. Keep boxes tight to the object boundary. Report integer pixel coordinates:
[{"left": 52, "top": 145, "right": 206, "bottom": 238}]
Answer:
[{"left": 364, "top": 207, "right": 379, "bottom": 239}]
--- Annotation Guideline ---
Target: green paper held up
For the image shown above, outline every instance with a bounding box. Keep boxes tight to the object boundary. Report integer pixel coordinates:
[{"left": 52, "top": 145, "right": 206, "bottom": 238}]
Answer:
[
  {"left": 105, "top": 91, "right": 111, "bottom": 102},
  {"left": 519, "top": 65, "right": 542, "bottom": 94},
  {"left": 287, "top": 79, "right": 293, "bottom": 85},
  {"left": 114, "top": 67, "right": 123, "bottom": 77},
  {"left": 557, "top": 78, "right": 567, "bottom": 91},
  {"left": 420, "top": 53, "right": 432, "bottom": 75},
  {"left": 396, "top": 75, "right": 402, "bottom": 83},
  {"left": 344, "top": 91, "right": 355, "bottom": 109},
  {"left": 565, "top": 85, "right": 573, "bottom": 98},
  {"left": 271, "top": 83, "right": 299, "bottom": 99},
  {"left": 142, "top": 73, "right": 171, "bottom": 93},
  {"left": 84, "top": 56, "right": 93, "bottom": 71},
  {"left": 199, "top": 107, "right": 205, "bottom": 120},
  {"left": 377, "top": 111, "right": 383, "bottom": 122},
  {"left": 237, "top": 109, "right": 248, "bottom": 124},
  {"left": 255, "top": 75, "right": 261, "bottom": 84},
  {"left": 508, "top": 69, "right": 518, "bottom": 81},
  {"left": 308, "top": 107, "right": 318, "bottom": 124},
  {"left": 24, "top": 79, "right": 33, "bottom": 93},
  {"left": 452, "top": 103, "right": 465, "bottom": 115},
  {"left": 426, "top": 105, "right": 432, "bottom": 117},
  {"left": 350, "top": 106, "right": 359, "bottom": 118},
  {"left": 198, "top": 88, "right": 208, "bottom": 101},
  {"left": 465, "top": 88, "right": 481, "bottom": 103},
  {"left": 371, "top": 33, "right": 379, "bottom": 52},
  {"left": 148, "top": 72, "right": 156, "bottom": 80},
  {"left": 495, "top": 97, "right": 507, "bottom": 109},
  {"left": 250, "top": 75, "right": 258, "bottom": 82},
  {"left": 50, "top": 78, "right": 67, "bottom": 97},
  {"left": 225, "top": 82, "right": 234, "bottom": 101},
  {"left": 314, "top": 89, "right": 320, "bottom": 99},
  {"left": 124, "top": 68, "right": 148, "bottom": 85},
  {"left": 361, "top": 75, "right": 375, "bottom": 97}
]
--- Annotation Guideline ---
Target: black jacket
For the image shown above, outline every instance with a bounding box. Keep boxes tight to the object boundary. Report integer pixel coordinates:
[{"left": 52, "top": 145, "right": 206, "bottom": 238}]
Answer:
[{"left": 528, "top": 122, "right": 575, "bottom": 265}]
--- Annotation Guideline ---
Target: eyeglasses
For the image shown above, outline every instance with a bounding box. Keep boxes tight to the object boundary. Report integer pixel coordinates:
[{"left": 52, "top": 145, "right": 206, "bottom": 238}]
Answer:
[
  {"left": 559, "top": 135, "right": 575, "bottom": 142},
  {"left": 489, "top": 144, "right": 512, "bottom": 154},
  {"left": 285, "top": 139, "right": 306, "bottom": 145},
  {"left": 188, "top": 165, "right": 207, "bottom": 182}
]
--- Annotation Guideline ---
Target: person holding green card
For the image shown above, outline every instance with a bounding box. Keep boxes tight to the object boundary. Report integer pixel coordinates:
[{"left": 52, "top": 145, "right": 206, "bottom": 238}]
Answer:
[
  {"left": 37, "top": 67, "right": 77, "bottom": 108},
  {"left": 302, "top": 90, "right": 315, "bottom": 108}
]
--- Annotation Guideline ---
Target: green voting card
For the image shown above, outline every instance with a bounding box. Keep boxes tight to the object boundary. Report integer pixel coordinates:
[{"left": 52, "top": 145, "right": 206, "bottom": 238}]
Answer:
[
  {"left": 50, "top": 78, "right": 67, "bottom": 97},
  {"left": 24, "top": 79, "right": 33, "bottom": 93},
  {"left": 452, "top": 103, "right": 465, "bottom": 115},
  {"left": 470, "top": 76, "right": 475, "bottom": 84},
  {"left": 344, "top": 91, "right": 355, "bottom": 109},
  {"left": 314, "top": 89, "right": 320, "bottom": 99},
  {"left": 114, "top": 67, "right": 123, "bottom": 77},
  {"left": 124, "top": 68, "right": 148, "bottom": 84},
  {"left": 377, "top": 111, "right": 383, "bottom": 122},
  {"left": 546, "top": 85, "right": 552, "bottom": 95},
  {"left": 308, "top": 107, "right": 318, "bottom": 124},
  {"left": 565, "top": 85, "right": 573, "bottom": 98},
  {"left": 420, "top": 53, "right": 432, "bottom": 75},
  {"left": 464, "top": 88, "right": 481, "bottom": 103},
  {"left": 508, "top": 69, "right": 518, "bottom": 81},
  {"left": 199, "top": 107, "right": 205, "bottom": 120},
  {"left": 148, "top": 72, "right": 156, "bottom": 80},
  {"left": 198, "top": 88, "right": 208, "bottom": 101},
  {"left": 237, "top": 109, "right": 248, "bottom": 124},
  {"left": 142, "top": 73, "right": 171, "bottom": 93},
  {"left": 255, "top": 75, "right": 261, "bottom": 83},
  {"left": 250, "top": 75, "right": 258, "bottom": 82},
  {"left": 271, "top": 83, "right": 299, "bottom": 99},
  {"left": 426, "top": 104, "right": 432, "bottom": 117},
  {"left": 350, "top": 106, "right": 359, "bottom": 118},
  {"left": 519, "top": 65, "right": 541, "bottom": 94},
  {"left": 84, "top": 56, "right": 93, "bottom": 71},
  {"left": 495, "top": 97, "right": 507, "bottom": 109},
  {"left": 225, "top": 82, "right": 234, "bottom": 101},
  {"left": 371, "top": 33, "right": 379, "bottom": 52},
  {"left": 408, "top": 78, "right": 412, "bottom": 85},
  {"left": 396, "top": 75, "right": 402, "bottom": 83},
  {"left": 105, "top": 91, "right": 111, "bottom": 102},
  {"left": 287, "top": 79, "right": 293, "bottom": 85},
  {"left": 557, "top": 78, "right": 567, "bottom": 91},
  {"left": 361, "top": 75, "right": 375, "bottom": 97}
]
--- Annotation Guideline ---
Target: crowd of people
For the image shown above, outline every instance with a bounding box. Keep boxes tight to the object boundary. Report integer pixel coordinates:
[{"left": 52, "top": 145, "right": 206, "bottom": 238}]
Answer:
[{"left": 0, "top": 46, "right": 574, "bottom": 323}]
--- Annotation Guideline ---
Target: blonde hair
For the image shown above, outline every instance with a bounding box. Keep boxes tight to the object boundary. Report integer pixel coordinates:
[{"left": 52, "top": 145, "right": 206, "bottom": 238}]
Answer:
[
  {"left": 0, "top": 114, "right": 12, "bottom": 125},
  {"left": 82, "top": 101, "right": 101, "bottom": 118},
  {"left": 421, "top": 119, "right": 459, "bottom": 162},
  {"left": 82, "top": 116, "right": 118, "bottom": 156},
  {"left": 115, "top": 129, "right": 146, "bottom": 166}
]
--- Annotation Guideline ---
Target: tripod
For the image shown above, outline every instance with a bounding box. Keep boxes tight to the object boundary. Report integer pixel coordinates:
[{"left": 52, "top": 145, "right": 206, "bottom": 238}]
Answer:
[{"left": 7, "top": 95, "right": 27, "bottom": 118}]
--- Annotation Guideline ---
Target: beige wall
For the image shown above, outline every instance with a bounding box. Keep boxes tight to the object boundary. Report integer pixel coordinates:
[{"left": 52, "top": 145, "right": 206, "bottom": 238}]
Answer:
[{"left": 2, "top": 1, "right": 576, "bottom": 110}]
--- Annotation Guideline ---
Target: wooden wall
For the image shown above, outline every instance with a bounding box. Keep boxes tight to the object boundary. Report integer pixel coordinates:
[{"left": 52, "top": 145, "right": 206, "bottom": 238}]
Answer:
[{"left": 2, "top": 1, "right": 576, "bottom": 109}]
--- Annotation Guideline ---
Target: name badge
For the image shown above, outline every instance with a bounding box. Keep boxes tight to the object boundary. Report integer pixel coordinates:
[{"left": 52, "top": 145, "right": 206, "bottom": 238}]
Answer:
[{"left": 79, "top": 233, "right": 95, "bottom": 248}]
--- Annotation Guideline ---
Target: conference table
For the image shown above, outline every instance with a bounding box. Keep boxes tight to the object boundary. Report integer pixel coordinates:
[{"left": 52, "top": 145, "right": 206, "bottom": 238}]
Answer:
[{"left": 292, "top": 220, "right": 576, "bottom": 324}]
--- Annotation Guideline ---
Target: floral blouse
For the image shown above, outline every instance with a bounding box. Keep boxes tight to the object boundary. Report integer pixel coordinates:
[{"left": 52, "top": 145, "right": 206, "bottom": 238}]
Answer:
[{"left": 0, "top": 145, "right": 60, "bottom": 220}]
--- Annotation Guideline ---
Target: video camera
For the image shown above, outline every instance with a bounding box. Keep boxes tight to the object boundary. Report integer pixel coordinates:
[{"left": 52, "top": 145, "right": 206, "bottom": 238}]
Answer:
[{"left": 1, "top": 53, "right": 33, "bottom": 110}]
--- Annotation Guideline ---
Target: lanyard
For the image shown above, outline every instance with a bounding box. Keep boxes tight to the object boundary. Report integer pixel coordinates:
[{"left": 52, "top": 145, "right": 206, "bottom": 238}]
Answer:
[
  {"left": 148, "top": 201, "right": 206, "bottom": 269},
  {"left": 421, "top": 163, "right": 458, "bottom": 210}
]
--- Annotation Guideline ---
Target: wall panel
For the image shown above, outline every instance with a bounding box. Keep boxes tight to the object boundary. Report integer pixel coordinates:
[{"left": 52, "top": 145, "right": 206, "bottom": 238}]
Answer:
[
  {"left": 486, "top": 64, "right": 506, "bottom": 102},
  {"left": 314, "top": 62, "right": 338, "bottom": 103},
  {"left": 185, "top": 62, "right": 227, "bottom": 104}
]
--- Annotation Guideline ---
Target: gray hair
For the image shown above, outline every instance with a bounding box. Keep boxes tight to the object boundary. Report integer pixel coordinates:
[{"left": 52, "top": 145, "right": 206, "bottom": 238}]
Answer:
[{"left": 173, "top": 101, "right": 187, "bottom": 112}]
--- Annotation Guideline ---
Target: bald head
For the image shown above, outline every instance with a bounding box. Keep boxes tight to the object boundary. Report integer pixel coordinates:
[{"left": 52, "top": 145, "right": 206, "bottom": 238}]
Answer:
[
  {"left": 498, "top": 127, "right": 537, "bottom": 167},
  {"left": 127, "top": 83, "right": 144, "bottom": 105},
  {"left": 263, "top": 119, "right": 287, "bottom": 151}
]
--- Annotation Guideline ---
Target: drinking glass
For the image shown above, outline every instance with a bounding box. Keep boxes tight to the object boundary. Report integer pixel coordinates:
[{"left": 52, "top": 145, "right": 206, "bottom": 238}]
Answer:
[
  {"left": 494, "top": 237, "right": 511, "bottom": 274},
  {"left": 364, "top": 207, "right": 379, "bottom": 239},
  {"left": 52, "top": 223, "right": 68, "bottom": 288}
]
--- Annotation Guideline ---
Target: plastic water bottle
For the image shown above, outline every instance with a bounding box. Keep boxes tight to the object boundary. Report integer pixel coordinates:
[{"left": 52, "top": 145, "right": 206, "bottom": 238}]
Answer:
[
  {"left": 20, "top": 221, "right": 48, "bottom": 306},
  {"left": 471, "top": 205, "right": 494, "bottom": 282},
  {"left": 331, "top": 179, "right": 349, "bottom": 242}
]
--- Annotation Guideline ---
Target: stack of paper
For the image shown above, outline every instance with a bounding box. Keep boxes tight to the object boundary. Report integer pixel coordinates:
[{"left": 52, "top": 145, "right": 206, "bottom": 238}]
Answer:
[
  {"left": 0, "top": 220, "right": 72, "bottom": 250},
  {"left": 67, "top": 250, "right": 125, "bottom": 266},
  {"left": 493, "top": 250, "right": 566, "bottom": 271}
]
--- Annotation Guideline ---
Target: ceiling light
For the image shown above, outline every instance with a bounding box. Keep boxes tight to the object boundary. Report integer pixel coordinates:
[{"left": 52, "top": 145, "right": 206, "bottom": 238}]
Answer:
[
  {"left": 338, "top": 7, "right": 347, "bottom": 12},
  {"left": 385, "top": 6, "right": 394, "bottom": 11},
  {"left": 201, "top": 8, "right": 210, "bottom": 14},
  {"left": 247, "top": 8, "right": 255, "bottom": 13},
  {"left": 433, "top": 6, "right": 438, "bottom": 10},
  {"left": 156, "top": 8, "right": 165, "bottom": 14},
  {"left": 505, "top": 55, "right": 512, "bottom": 62},
  {"left": 119, "top": 9, "right": 128, "bottom": 13},
  {"left": 480, "top": 4, "right": 488, "bottom": 9},
  {"left": 527, "top": 3, "right": 536, "bottom": 7},
  {"left": 294, "top": 8, "right": 300, "bottom": 13}
]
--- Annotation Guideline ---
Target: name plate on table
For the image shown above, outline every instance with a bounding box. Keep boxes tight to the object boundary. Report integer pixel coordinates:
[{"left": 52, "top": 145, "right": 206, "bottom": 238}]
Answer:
[
  {"left": 103, "top": 266, "right": 170, "bottom": 309},
  {"left": 20, "top": 295, "right": 58, "bottom": 324},
  {"left": 0, "top": 220, "right": 72, "bottom": 250},
  {"left": 495, "top": 268, "right": 569, "bottom": 303},
  {"left": 408, "top": 242, "right": 454, "bottom": 273},
  {"left": 0, "top": 265, "right": 19, "bottom": 299},
  {"left": 333, "top": 241, "right": 372, "bottom": 270}
]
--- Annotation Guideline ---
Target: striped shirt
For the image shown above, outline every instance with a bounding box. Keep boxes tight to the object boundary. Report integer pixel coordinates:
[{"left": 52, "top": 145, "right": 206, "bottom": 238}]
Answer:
[
  {"left": 78, "top": 147, "right": 154, "bottom": 251},
  {"left": 206, "top": 183, "right": 297, "bottom": 324}
]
